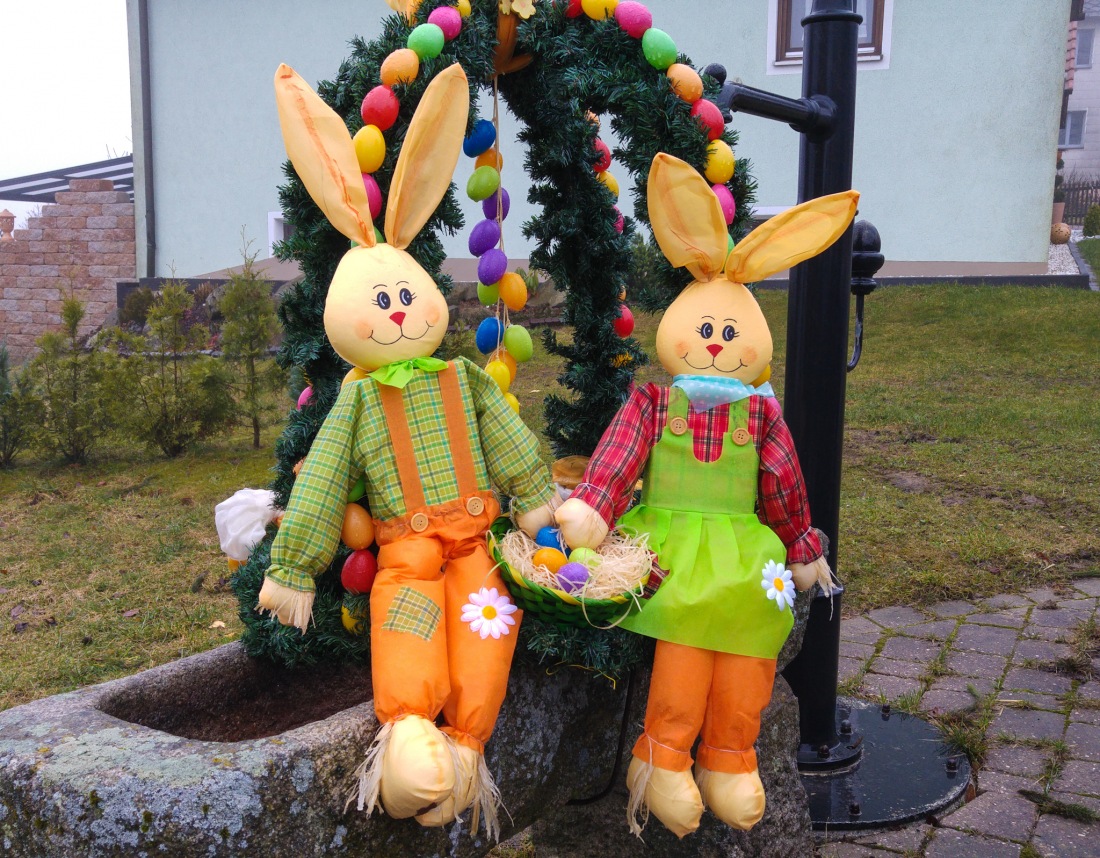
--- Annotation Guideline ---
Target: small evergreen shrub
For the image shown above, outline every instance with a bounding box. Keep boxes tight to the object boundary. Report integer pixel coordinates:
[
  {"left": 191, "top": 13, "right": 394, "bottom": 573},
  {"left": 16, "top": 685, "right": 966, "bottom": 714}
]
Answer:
[
  {"left": 1083, "top": 204, "right": 1100, "bottom": 237},
  {"left": 0, "top": 346, "right": 43, "bottom": 467},
  {"left": 119, "top": 287, "right": 155, "bottom": 329}
]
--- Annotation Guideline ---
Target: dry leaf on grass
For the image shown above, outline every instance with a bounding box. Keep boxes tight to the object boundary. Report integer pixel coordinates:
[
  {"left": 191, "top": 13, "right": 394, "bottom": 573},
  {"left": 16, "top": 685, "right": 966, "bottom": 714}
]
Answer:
[{"left": 209, "top": 620, "right": 226, "bottom": 629}]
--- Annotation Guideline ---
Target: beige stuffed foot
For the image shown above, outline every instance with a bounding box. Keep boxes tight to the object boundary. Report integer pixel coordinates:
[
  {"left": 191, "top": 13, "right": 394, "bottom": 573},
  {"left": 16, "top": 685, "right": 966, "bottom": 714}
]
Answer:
[
  {"left": 626, "top": 757, "right": 703, "bottom": 839},
  {"left": 379, "top": 716, "right": 455, "bottom": 819},
  {"left": 414, "top": 741, "right": 480, "bottom": 828},
  {"left": 695, "top": 766, "right": 766, "bottom": 831}
]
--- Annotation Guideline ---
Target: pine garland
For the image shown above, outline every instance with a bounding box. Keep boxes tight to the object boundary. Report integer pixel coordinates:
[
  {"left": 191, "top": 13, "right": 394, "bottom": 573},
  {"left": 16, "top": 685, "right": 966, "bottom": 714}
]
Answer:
[{"left": 231, "top": 0, "right": 756, "bottom": 676}]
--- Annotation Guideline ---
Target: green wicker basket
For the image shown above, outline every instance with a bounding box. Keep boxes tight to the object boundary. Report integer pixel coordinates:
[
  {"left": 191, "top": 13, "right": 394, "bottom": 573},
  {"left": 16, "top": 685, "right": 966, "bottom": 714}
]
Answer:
[{"left": 489, "top": 517, "right": 646, "bottom": 630}]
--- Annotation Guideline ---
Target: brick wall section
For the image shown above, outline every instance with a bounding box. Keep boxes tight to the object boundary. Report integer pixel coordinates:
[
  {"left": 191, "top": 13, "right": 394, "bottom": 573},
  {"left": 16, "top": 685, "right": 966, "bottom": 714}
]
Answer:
[{"left": 0, "top": 179, "right": 136, "bottom": 363}]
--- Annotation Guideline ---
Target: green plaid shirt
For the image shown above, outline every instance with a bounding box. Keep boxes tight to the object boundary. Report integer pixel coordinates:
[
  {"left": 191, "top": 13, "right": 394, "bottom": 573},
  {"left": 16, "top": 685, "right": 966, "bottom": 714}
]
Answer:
[{"left": 267, "top": 356, "right": 552, "bottom": 593}]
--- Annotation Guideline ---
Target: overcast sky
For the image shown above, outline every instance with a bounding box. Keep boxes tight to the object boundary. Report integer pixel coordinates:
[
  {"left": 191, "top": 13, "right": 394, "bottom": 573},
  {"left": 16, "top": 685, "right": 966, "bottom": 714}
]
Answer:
[{"left": 0, "top": 0, "right": 132, "bottom": 225}]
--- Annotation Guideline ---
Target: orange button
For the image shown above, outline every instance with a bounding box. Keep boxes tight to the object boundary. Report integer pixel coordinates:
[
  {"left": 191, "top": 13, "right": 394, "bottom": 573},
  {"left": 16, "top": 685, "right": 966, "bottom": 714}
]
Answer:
[
  {"left": 410, "top": 512, "right": 429, "bottom": 532},
  {"left": 669, "top": 417, "right": 688, "bottom": 436},
  {"left": 466, "top": 497, "right": 485, "bottom": 516},
  {"left": 733, "top": 427, "right": 751, "bottom": 446}
]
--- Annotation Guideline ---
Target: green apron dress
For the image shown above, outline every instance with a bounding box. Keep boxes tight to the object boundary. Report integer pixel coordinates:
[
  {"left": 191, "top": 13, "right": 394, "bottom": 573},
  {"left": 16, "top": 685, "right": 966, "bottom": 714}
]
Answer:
[{"left": 618, "top": 388, "right": 794, "bottom": 659}]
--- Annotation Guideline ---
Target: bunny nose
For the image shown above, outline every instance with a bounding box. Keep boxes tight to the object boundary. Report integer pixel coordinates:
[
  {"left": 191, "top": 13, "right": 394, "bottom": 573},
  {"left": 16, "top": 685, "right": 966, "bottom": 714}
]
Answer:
[
  {"left": 389, "top": 312, "right": 406, "bottom": 326},
  {"left": 706, "top": 344, "right": 723, "bottom": 357}
]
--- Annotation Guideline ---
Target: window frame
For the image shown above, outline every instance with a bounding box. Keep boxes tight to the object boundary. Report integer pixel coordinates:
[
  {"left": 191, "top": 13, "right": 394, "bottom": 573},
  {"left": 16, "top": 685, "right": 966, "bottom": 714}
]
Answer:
[
  {"left": 775, "top": 0, "right": 887, "bottom": 65},
  {"left": 1077, "top": 28, "right": 1095, "bottom": 69},
  {"left": 1060, "top": 109, "right": 1087, "bottom": 149}
]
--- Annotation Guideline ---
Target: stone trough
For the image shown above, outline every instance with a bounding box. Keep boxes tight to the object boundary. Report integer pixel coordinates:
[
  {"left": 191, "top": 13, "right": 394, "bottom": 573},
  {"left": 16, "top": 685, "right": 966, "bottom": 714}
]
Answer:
[{"left": 0, "top": 597, "right": 814, "bottom": 857}]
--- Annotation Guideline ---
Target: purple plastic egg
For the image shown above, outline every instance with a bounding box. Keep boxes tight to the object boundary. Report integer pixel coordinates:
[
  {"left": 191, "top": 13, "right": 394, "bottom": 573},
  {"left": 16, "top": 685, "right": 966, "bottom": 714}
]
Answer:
[
  {"left": 477, "top": 248, "right": 508, "bottom": 285},
  {"left": 468, "top": 219, "right": 501, "bottom": 256},
  {"left": 427, "top": 5, "right": 462, "bottom": 40},
  {"left": 712, "top": 184, "right": 736, "bottom": 225},
  {"left": 556, "top": 562, "right": 590, "bottom": 593},
  {"left": 481, "top": 188, "right": 510, "bottom": 221},
  {"left": 362, "top": 173, "right": 383, "bottom": 219}
]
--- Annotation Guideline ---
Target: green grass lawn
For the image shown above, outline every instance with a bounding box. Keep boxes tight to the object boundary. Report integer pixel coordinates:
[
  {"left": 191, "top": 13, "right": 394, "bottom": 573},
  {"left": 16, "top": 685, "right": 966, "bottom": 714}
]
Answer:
[{"left": 1, "top": 284, "right": 1098, "bottom": 710}]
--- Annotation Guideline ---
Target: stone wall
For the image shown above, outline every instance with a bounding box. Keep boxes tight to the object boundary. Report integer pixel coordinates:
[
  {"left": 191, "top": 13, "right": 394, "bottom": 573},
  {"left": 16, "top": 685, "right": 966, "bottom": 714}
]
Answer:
[{"left": 0, "top": 179, "right": 135, "bottom": 364}]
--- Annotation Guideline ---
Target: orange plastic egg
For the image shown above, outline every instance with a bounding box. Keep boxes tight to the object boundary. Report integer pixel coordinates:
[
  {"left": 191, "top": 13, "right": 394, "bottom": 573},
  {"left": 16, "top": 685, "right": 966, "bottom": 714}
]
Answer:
[
  {"left": 666, "top": 63, "right": 703, "bottom": 103},
  {"left": 380, "top": 48, "right": 420, "bottom": 86},
  {"left": 532, "top": 547, "right": 568, "bottom": 573},
  {"left": 342, "top": 503, "right": 375, "bottom": 550},
  {"left": 490, "top": 347, "right": 517, "bottom": 381},
  {"left": 475, "top": 149, "right": 503, "bottom": 170},
  {"left": 498, "top": 271, "right": 528, "bottom": 311}
]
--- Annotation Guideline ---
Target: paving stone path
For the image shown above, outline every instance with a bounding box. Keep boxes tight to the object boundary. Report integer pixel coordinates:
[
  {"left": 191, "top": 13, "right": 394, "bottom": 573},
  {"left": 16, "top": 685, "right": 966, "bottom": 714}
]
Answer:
[{"left": 818, "top": 578, "right": 1100, "bottom": 858}]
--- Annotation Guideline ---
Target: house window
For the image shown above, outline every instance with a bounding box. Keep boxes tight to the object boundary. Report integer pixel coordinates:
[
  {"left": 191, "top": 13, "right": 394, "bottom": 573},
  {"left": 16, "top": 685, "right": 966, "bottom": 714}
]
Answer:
[
  {"left": 776, "top": 0, "right": 886, "bottom": 64},
  {"left": 1060, "top": 110, "right": 1087, "bottom": 148},
  {"left": 1078, "top": 29, "right": 1095, "bottom": 68},
  {"left": 268, "top": 211, "right": 295, "bottom": 258}
]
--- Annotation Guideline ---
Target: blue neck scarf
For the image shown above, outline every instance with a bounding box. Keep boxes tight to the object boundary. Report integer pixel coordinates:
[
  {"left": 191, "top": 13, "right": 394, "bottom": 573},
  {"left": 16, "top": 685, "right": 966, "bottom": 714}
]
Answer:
[{"left": 671, "top": 374, "right": 775, "bottom": 413}]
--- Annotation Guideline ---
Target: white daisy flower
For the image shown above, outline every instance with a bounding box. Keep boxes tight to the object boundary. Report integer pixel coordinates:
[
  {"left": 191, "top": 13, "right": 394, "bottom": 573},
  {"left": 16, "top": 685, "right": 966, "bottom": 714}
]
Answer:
[
  {"left": 461, "top": 587, "right": 518, "bottom": 639},
  {"left": 761, "top": 560, "right": 795, "bottom": 611}
]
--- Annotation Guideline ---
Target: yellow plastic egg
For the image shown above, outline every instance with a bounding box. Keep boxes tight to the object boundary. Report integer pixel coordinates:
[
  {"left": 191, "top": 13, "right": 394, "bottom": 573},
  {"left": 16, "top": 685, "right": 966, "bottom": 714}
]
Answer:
[
  {"left": 342, "top": 503, "right": 375, "bottom": 550},
  {"left": 476, "top": 149, "right": 503, "bottom": 170},
  {"left": 498, "top": 271, "right": 528, "bottom": 311},
  {"left": 341, "top": 605, "right": 368, "bottom": 635},
  {"left": 490, "top": 348, "right": 517, "bottom": 381},
  {"left": 456, "top": 0, "right": 472, "bottom": 16},
  {"left": 582, "top": 0, "right": 618, "bottom": 19},
  {"left": 597, "top": 170, "right": 619, "bottom": 200},
  {"left": 666, "top": 63, "right": 703, "bottom": 103},
  {"left": 343, "top": 366, "right": 369, "bottom": 386},
  {"left": 353, "top": 125, "right": 386, "bottom": 174},
  {"left": 532, "top": 547, "right": 568, "bottom": 573},
  {"left": 380, "top": 48, "right": 420, "bottom": 87},
  {"left": 751, "top": 364, "right": 772, "bottom": 387},
  {"left": 705, "top": 140, "right": 735, "bottom": 185},
  {"left": 485, "top": 360, "right": 511, "bottom": 392},
  {"left": 504, "top": 392, "right": 520, "bottom": 413}
]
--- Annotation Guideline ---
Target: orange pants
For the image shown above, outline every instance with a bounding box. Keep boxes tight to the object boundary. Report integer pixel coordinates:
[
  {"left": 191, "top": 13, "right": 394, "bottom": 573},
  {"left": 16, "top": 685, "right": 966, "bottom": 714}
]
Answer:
[
  {"left": 369, "top": 495, "right": 519, "bottom": 753},
  {"left": 633, "top": 640, "right": 776, "bottom": 774}
]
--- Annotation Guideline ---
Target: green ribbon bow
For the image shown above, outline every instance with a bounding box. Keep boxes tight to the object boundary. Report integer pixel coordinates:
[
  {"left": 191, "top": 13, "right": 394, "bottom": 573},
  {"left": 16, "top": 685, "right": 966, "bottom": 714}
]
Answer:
[{"left": 368, "top": 357, "right": 449, "bottom": 389}]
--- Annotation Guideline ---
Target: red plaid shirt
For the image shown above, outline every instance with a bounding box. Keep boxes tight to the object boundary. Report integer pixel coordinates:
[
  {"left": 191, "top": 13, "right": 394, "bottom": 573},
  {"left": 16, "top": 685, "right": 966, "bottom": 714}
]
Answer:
[{"left": 571, "top": 383, "right": 822, "bottom": 565}]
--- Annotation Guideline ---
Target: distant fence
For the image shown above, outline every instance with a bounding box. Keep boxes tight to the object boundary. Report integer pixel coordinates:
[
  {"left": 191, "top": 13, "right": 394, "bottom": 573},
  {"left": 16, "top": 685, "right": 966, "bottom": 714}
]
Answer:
[{"left": 1063, "top": 175, "right": 1100, "bottom": 224}]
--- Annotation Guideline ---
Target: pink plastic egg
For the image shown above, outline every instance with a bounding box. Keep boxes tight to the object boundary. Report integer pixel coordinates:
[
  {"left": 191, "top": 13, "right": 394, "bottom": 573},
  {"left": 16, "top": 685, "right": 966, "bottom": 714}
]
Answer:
[
  {"left": 613, "top": 206, "right": 624, "bottom": 234},
  {"left": 592, "top": 138, "right": 612, "bottom": 173},
  {"left": 427, "top": 6, "right": 462, "bottom": 40},
  {"left": 614, "top": 1, "right": 652, "bottom": 38},
  {"left": 690, "top": 99, "right": 724, "bottom": 141},
  {"left": 297, "top": 385, "right": 314, "bottom": 410},
  {"left": 362, "top": 173, "right": 383, "bottom": 219},
  {"left": 712, "top": 184, "right": 736, "bottom": 225}
]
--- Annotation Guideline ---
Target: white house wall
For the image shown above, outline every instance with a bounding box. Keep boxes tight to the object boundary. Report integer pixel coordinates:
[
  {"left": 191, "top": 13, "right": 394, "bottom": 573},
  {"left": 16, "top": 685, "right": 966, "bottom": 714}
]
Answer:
[{"left": 130, "top": 0, "right": 1070, "bottom": 279}]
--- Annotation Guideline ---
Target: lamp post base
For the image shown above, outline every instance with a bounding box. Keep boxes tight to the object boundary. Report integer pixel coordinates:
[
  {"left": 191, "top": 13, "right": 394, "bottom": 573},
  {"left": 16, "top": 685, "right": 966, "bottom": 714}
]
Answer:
[{"left": 800, "top": 697, "right": 971, "bottom": 830}]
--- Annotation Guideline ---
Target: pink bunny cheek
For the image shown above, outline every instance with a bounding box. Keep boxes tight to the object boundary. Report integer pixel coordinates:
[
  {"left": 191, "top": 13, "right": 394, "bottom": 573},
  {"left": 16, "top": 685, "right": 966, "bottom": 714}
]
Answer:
[
  {"left": 355, "top": 320, "right": 374, "bottom": 340},
  {"left": 741, "top": 346, "right": 758, "bottom": 365},
  {"left": 425, "top": 305, "right": 442, "bottom": 325}
]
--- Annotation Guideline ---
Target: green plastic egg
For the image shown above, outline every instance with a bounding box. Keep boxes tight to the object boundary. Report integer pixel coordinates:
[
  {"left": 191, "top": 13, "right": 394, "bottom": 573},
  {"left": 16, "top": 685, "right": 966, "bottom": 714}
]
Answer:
[
  {"left": 642, "top": 28, "right": 677, "bottom": 70},
  {"left": 467, "top": 166, "right": 501, "bottom": 202},
  {"left": 503, "top": 324, "right": 533, "bottom": 363},
  {"left": 477, "top": 281, "right": 499, "bottom": 306},
  {"left": 407, "top": 23, "right": 445, "bottom": 60}
]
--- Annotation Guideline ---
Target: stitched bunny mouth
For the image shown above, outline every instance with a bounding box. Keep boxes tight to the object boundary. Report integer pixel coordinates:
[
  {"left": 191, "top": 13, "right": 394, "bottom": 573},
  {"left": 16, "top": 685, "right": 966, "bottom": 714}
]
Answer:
[
  {"left": 681, "top": 354, "right": 748, "bottom": 374},
  {"left": 369, "top": 323, "right": 435, "bottom": 346}
]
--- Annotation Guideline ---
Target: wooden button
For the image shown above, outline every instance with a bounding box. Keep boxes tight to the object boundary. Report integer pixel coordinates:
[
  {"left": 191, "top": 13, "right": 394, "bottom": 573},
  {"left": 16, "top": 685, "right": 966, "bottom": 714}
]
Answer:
[
  {"left": 466, "top": 497, "right": 485, "bottom": 516},
  {"left": 669, "top": 416, "right": 688, "bottom": 436},
  {"left": 410, "top": 512, "right": 429, "bottom": 532},
  {"left": 732, "top": 427, "right": 752, "bottom": 446}
]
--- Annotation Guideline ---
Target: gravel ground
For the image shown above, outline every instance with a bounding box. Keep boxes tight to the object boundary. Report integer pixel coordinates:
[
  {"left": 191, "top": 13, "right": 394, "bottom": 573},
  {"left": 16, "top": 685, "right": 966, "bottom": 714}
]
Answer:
[{"left": 1047, "top": 231, "right": 1081, "bottom": 275}]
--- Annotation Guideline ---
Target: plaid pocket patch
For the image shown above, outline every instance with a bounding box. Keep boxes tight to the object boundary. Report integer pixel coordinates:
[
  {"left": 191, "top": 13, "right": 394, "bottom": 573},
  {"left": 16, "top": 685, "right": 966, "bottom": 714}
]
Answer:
[{"left": 382, "top": 586, "right": 442, "bottom": 641}]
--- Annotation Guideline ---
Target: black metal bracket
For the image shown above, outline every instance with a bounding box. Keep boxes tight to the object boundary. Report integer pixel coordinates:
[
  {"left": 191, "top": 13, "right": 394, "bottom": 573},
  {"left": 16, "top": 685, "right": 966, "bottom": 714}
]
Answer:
[{"left": 847, "top": 220, "right": 883, "bottom": 372}]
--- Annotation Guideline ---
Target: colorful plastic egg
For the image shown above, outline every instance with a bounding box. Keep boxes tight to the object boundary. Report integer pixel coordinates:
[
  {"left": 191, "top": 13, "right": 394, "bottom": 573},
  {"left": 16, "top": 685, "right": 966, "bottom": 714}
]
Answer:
[
  {"left": 463, "top": 119, "right": 497, "bottom": 158},
  {"left": 565, "top": 0, "right": 584, "bottom": 17},
  {"left": 380, "top": 48, "right": 420, "bottom": 87},
  {"left": 690, "top": 99, "right": 724, "bottom": 141},
  {"left": 485, "top": 360, "right": 511, "bottom": 392},
  {"left": 482, "top": 188, "right": 511, "bottom": 220},
  {"left": 428, "top": 6, "right": 462, "bottom": 40},
  {"left": 296, "top": 385, "right": 314, "bottom": 410},
  {"left": 533, "top": 547, "right": 569, "bottom": 573},
  {"left": 556, "top": 562, "right": 590, "bottom": 593},
  {"left": 353, "top": 125, "right": 386, "bottom": 173},
  {"left": 712, "top": 184, "right": 736, "bottom": 225},
  {"left": 504, "top": 392, "right": 520, "bottom": 413},
  {"left": 582, "top": 0, "right": 618, "bottom": 20},
  {"left": 467, "top": 166, "right": 501, "bottom": 202},
  {"left": 568, "top": 546, "right": 601, "bottom": 568},
  {"left": 342, "top": 503, "right": 375, "bottom": 550},
  {"left": 613, "top": 207, "right": 625, "bottom": 234},
  {"left": 362, "top": 173, "right": 383, "bottom": 219},
  {"left": 407, "top": 23, "right": 445, "bottom": 59},
  {"left": 503, "top": 324, "right": 533, "bottom": 363},
  {"left": 478, "top": 248, "right": 508, "bottom": 285},
  {"left": 489, "top": 347, "right": 517, "bottom": 381},
  {"left": 614, "top": 1, "right": 652, "bottom": 37},
  {"left": 705, "top": 140, "right": 735, "bottom": 184},
  {"left": 360, "top": 85, "right": 400, "bottom": 131},
  {"left": 642, "top": 28, "right": 677, "bottom": 69},
  {"left": 469, "top": 219, "right": 502, "bottom": 256},
  {"left": 347, "top": 473, "right": 366, "bottom": 503},
  {"left": 498, "top": 271, "right": 528, "bottom": 311},
  {"left": 476, "top": 317, "right": 504, "bottom": 354},
  {"left": 592, "top": 138, "right": 612, "bottom": 173},
  {"left": 597, "top": 170, "right": 619, "bottom": 200},
  {"left": 727, "top": 233, "right": 735, "bottom": 254},
  {"left": 341, "top": 548, "right": 378, "bottom": 594},
  {"left": 536, "top": 526, "right": 567, "bottom": 552},
  {"left": 477, "top": 281, "right": 499, "bottom": 306},
  {"left": 667, "top": 63, "right": 703, "bottom": 103},
  {"left": 613, "top": 304, "right": 635, "bottom": 337},
  {"left": 341, "top": 605, "right": 368, "bottom": 635},
  {"left": 476, "top": 149, "right": 503, "bottom": 170},
  {"left": 456, "top": 0, "right": 472, "bottom": 15}
]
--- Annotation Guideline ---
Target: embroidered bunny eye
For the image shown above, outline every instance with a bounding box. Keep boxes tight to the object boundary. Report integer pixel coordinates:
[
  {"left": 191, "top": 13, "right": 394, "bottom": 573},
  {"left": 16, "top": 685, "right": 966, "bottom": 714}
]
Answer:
[
  {"left": 399, "top": 287, "right": 414, "bottom": 306},
  {"left": 374, "top": 291, "right": 391, "bottom": 310},
  {"left": 722, "top": 325, "right": 738, "bottom": 341},
  {"left": 697, "top": 322, "right": 714, "bottom": 339}
]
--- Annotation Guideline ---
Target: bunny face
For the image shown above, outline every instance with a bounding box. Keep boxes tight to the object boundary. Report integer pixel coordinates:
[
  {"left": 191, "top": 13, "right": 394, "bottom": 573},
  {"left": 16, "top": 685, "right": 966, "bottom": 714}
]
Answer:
[
  {"left": 655, "top": 277, "right": 771, "bottom": 381},
  {"left": 325, "top": 245, "right": 449, "bottom": 371}
]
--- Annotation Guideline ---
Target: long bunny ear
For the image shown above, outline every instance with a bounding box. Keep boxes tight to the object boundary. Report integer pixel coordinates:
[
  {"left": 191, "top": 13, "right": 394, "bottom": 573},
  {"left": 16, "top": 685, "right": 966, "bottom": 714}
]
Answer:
[
  {"left": 724, "top": 190, "right": 859, "bottom": 284},
  {"left": 274, "top": 64, "right": 376, "bottom": 248},
  {"left": 647, "top": 153, "right": 730, "bottom": 283},
  {"left": 385, "top": 64, "right": 470, "bottom": 250}
]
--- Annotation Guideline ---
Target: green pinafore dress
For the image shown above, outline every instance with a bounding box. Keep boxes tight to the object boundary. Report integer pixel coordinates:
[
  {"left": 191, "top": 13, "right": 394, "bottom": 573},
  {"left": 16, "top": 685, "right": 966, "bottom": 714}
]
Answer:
[{"left": 618, "top": 388, "right": 794, "bottom": 659}]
